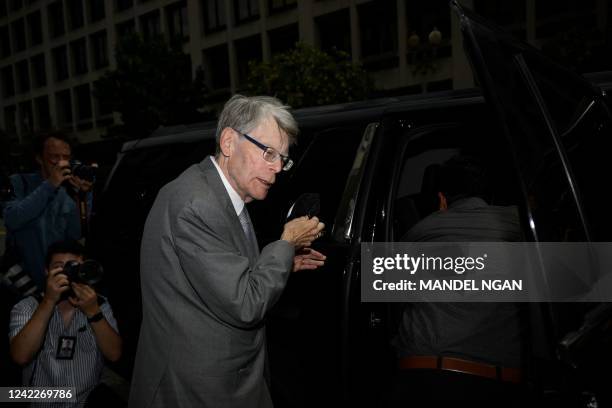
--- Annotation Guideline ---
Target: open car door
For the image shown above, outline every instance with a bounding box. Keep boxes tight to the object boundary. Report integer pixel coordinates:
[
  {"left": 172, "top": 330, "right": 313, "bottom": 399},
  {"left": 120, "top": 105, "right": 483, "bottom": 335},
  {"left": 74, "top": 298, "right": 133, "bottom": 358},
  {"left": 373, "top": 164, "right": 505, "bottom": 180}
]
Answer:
[{"left": 451, "top": 0, "right": 612, "bottom": 404}]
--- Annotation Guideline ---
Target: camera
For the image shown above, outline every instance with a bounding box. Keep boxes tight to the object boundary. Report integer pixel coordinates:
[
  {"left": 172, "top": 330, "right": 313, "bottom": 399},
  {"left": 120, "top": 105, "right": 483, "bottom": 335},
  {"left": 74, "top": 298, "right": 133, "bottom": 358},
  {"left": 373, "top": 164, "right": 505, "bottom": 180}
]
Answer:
[
  {"left": 69, "top": 160, "right": 97, "bottom": 182},
  {"left": 63, "top": 259, "right": 104, "bottom": 287},
  {"left": 61, "top": 260, "right": 104, "bottom": 300}
]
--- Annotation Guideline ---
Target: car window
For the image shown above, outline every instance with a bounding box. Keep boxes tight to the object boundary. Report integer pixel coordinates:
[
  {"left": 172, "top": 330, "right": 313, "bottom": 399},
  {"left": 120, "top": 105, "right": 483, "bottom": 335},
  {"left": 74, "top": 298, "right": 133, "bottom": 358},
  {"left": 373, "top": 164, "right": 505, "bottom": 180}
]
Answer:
[
  {"left": 90, "top": 138, "right": 216, "bottom": 261},
  {"left": 390, "top": 123, "right": 522, "bottom": 241},
  {"left": 249, "top": 125, "right": 367, "bottom": 244}
]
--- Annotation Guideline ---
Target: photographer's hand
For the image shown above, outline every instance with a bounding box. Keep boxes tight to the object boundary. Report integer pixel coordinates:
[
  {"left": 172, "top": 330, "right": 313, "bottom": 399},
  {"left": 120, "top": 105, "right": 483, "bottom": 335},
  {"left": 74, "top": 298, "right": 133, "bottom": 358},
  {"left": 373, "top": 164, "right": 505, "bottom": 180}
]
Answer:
[
  {"left": 43, "top": 267, "right": 70, "bottom": 304},
  {"left": 70, "top": 283, "right": 122, "bottom": 362},
  {"left": 69, "top": 283, "right": 99, "bottom": 317},
  {"left": 48, "top": 159, "right": 72, "bottom": 188},
  {"left": 68, "top": 175, "right": 94, "bottom": 193}
]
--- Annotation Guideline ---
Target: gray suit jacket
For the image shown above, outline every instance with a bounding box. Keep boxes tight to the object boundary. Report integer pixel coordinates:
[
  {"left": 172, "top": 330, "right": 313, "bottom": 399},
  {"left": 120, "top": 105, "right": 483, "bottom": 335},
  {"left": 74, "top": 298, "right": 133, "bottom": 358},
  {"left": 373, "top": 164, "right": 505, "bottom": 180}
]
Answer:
[{"left": 129, "top": 157, "right": 294, "bottom": 408}]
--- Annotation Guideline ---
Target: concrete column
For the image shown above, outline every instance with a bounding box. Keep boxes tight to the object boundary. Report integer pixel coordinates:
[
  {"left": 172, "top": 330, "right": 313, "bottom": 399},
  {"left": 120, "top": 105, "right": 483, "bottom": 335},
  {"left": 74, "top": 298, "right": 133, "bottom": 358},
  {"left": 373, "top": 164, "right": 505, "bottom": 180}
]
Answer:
[
  {"left": 259, "top": 0, "right": 270, "bottom": 61},
  {"left": 349, "top": 1, "right": 360, "bottom": 62},
  {"left": 226, "top": 1, "right": 239, "bottom": 93},
  {"left": 187, "top": 0, "right": 203, "bottom": 78},
  {"left": 106, "top": 0, "right": 117, "bottom": 68},
  {"left": 397, "top": 0, "right": 407, "bottom": 85},
  {"left": 297, "top": 0, "right": 314, "bottom": 45},
  {"left": 41, "top": 3, "right": 56, "bottom": 130}
]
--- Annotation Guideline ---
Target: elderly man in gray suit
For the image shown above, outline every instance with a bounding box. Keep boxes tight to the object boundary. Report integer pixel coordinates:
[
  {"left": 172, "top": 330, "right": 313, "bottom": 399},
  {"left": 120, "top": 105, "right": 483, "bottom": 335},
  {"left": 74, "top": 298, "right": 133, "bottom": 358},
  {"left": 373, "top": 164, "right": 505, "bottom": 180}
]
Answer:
[{"left": 129, "top": 95, "right": 326, "bottom": 407}]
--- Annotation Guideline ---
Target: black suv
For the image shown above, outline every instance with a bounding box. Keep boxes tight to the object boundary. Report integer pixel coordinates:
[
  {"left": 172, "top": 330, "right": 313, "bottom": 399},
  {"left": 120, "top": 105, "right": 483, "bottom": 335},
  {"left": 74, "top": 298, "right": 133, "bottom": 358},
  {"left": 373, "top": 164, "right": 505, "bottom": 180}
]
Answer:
[{"left": 89, "top": 3, "right": 612, "bottom": 407}]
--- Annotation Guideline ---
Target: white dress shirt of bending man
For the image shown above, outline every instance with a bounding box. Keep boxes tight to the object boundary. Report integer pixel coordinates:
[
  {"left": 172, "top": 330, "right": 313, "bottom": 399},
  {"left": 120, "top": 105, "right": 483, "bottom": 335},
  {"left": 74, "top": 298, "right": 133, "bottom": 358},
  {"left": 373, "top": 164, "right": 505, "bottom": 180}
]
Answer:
[
  {"left": 9, "top": 240, "right": 122, "bottom": 406},
  {"left": 129, "top": 94, "right": 326, "bottom": 408}
]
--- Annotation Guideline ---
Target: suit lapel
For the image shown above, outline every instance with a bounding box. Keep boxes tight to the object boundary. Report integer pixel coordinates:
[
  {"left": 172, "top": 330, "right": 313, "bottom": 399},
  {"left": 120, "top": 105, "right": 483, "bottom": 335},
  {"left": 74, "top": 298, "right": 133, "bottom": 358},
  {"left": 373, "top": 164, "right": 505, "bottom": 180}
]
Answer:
[{"left": 198, "top": 157, "right": 255, "bottom": 264}]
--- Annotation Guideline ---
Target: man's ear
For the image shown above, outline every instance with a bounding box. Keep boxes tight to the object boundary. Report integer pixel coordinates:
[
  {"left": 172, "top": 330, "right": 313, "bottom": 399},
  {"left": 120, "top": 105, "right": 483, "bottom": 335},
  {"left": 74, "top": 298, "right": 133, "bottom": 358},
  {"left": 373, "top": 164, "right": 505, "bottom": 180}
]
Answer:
[
  {"left": 438, "top": 192, "right": 448, "bottom": 211},
  {"left": 219, "top": 128, "right": 235, "bottom": 158}
]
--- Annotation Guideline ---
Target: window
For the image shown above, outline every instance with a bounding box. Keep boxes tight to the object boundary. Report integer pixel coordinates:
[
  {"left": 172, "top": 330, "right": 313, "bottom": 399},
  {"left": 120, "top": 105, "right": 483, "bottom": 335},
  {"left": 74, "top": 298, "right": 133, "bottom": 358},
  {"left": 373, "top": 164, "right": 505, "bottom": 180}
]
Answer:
[
  {"left": 234, "top": 34, "right": 262, "bottom": 86},
  {"left": 116, "top": 19, "right": 135, "bottom": 39},
  {"left": 1, "top": 65, "right": 15, "bottom": 97},
  {"left": 75, "top": 83, "right": 92, "bottom": 129},
  {"left": 15, "top": 59, "right": 29, "bottom": 93},
  {"left": 34, "top": 95, "right": 51, "bottom": 130},
  {"left": 140, "top": 10, "right": 160, "bottom": 41},
  {"left": 166, "top": 1, "right": 188, "bottom": 42},
  {"left": 67, "top": 0, "right": 84, "bottom": 30},
  {"left": 31, "top": 53, "right": 46, "bottom": 88},
  {"left": 0, "top": 1, "right": 7, "bottom": 18},
  {"left": 27, "top": 11, "right": 43, "bottom": 46},
  {"left": 4, "top": 106, "right": 17, "bottom": 135},
  {"left": 18, "top": 100, "right": 33, "bottom": 134},
  {"left": 358, "top": 0, "right": 398, "bottom": 69},
  {"left": 93, "top": 79, "right": 113, "bottom": 125},
  {"left": 115, "top": 0, "right": 133, "bottom": 12},
  {"left": 70, "top": 37, "right": 88, "bottom": 75},
  {"left": 315, "top": 9, "right": 351, "bottom": 55},
  {"left": 0, "top": 25, "right": 10, "bottom": 59},
  {"left": 9, "top": 0, "right": 22, "bottom": 12},
  {"left": 52, "top": 45, "right": 69, "bottom": 81},
  {"left": 89, "top": 0, "right": 105, "bottom": 22},
  {"left": 202, "top": 0, "right": 226, "bottom": 33},
  {"left": 12, "top": 18, "right": 26, "bottom": 52},
  {"left": 202, "top": 44, "right": 230, "bottom": 90},
  {"left": 90, "top": 30, "right": 108, "bottom": 69},
  {"left": 268, "top": 0, "right": 296, "bottom": 14},
  {"left": 269, "top": 23, "right": 298, "bottom": 56},
  {"left": 234, "top": 0, "right": 259, "bottom": 24},
  {"left": 48, "top": 1, "right": 66, "bottom": 38},
  {"left": 55, "top": 89, "right": 73, "bottom": 128}
]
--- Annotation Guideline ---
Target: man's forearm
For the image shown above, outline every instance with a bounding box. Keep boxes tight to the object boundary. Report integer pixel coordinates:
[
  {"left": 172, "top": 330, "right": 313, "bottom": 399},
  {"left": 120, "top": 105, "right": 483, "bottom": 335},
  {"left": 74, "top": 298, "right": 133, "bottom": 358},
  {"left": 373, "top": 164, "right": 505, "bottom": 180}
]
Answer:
[
  {"left": 4, "top": 181, "right": 57, "bottom": 230},
  {"left": 90, "top": 319, "right": 122, "bottom": 362},
  {"left": 10, "top": 299, "right": 55, "bottom": 365}
]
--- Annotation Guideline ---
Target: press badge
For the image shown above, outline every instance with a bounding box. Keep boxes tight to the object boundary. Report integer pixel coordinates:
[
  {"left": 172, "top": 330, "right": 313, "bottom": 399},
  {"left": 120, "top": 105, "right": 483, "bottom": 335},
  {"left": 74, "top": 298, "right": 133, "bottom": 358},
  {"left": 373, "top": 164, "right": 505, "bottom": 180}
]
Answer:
[{"left": 56, "top": 336, "right": 77, "bottom": 360}]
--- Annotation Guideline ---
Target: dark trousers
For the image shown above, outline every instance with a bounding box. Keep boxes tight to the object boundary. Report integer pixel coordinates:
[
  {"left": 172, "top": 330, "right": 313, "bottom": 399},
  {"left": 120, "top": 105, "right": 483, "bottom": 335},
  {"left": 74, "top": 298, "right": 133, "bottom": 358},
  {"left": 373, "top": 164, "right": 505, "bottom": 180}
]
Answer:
[{"left": 389, "top": 369, "right": 528, "bottom": 408}]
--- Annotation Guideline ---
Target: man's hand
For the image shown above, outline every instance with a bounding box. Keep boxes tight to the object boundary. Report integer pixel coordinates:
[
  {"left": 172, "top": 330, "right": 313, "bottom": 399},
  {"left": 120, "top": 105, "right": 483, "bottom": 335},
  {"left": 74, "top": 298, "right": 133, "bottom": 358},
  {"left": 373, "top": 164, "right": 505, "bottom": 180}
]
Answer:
[
  {"left": 293, "top": 248, "right": 326, "bottom": 272},
  {"left": 68, "top": 175, "right": 94, "bottom": 193},
  {"left": 69, "top": 283, "right": 100, "bottom": 318},
  {"left": 43, "top": 267, "right": 70, "bottom": 304},
  {"left": 281, "top": 216, "right": 325, "bottom": 248},
  {"left": 48, "top": 160, "right": 72, "bottom": 188}
]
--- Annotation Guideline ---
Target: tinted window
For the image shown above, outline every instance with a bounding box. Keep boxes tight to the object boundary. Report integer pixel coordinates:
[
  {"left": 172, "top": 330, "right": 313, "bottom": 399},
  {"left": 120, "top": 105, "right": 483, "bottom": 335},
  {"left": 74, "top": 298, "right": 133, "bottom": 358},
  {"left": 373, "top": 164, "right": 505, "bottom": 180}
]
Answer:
[{"left": 249, "top": 125, "right": 366, "bottom": 244}]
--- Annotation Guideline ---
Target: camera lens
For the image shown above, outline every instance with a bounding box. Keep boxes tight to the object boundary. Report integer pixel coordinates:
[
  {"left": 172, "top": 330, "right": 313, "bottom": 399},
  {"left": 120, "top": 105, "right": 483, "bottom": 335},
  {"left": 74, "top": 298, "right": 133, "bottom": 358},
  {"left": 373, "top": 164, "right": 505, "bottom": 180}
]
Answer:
[{"left": 78, "top": 260, "right": 104, "bottom": 286}]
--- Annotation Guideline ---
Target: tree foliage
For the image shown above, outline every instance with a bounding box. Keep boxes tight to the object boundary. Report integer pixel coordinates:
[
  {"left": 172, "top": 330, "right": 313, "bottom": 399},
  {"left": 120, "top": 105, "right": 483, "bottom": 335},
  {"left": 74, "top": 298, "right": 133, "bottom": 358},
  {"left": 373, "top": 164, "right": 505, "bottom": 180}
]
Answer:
[
  {"left": 246, "top": 43, "right": 371, "bottom": 109},
  {"left": 94, "top": 33, "right": 211, "bottom": 140}
]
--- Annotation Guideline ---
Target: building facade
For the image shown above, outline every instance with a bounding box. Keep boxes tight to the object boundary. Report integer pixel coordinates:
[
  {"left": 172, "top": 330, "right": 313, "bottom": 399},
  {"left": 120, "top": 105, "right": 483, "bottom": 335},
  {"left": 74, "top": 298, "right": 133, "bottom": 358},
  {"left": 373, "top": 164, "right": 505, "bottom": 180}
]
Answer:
[{"left": 0, "top": 0, "right": 608, "bottom": 143}]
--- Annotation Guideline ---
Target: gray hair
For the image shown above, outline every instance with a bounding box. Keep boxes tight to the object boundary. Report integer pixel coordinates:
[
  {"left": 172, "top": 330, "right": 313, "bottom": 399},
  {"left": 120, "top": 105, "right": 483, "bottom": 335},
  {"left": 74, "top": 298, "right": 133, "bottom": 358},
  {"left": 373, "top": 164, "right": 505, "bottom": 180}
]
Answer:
[{"left": 215, "top": 94, "right": 298, "bottom": 154}]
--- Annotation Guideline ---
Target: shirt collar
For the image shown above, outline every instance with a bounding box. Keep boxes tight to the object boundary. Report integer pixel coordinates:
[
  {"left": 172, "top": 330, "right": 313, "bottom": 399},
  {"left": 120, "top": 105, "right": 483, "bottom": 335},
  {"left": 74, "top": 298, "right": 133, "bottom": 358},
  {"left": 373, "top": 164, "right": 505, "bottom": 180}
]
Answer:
[{"left": 211, "top": 156, "right": 244, "bottom": 216}]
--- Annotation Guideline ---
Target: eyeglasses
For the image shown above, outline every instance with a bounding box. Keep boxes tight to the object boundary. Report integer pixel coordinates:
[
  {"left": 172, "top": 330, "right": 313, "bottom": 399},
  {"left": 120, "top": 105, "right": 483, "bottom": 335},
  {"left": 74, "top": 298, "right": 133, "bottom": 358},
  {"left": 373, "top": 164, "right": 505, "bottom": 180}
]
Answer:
[{"left": 232, "top": 128, "right": 294, "bottom": 171}]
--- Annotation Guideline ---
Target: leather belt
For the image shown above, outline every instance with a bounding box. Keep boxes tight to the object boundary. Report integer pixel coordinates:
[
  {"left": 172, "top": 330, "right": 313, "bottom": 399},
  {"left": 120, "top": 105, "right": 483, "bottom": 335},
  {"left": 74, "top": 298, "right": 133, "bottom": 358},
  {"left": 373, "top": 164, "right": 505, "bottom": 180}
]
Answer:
[{"left": 398, "top": 356, "right": 522, "bottom": 384}]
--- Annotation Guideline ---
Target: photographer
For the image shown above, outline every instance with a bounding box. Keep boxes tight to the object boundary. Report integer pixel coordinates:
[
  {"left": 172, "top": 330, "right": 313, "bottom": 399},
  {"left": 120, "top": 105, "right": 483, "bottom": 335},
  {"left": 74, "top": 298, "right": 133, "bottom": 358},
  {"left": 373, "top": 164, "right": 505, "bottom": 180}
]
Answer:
[
  {"left": 3, "top": 133, "right": 95, "bottom": 292},
  {"left": 9, "top": 240, "right": 121, "bottom": 405}
]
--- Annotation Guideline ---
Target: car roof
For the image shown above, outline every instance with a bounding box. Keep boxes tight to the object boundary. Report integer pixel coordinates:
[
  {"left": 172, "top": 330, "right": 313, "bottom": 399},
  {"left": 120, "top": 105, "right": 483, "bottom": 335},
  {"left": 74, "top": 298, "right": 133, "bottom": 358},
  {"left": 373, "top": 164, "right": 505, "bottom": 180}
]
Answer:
[{"left": 119, "top": 74, "right": 612, "bottom": 154}]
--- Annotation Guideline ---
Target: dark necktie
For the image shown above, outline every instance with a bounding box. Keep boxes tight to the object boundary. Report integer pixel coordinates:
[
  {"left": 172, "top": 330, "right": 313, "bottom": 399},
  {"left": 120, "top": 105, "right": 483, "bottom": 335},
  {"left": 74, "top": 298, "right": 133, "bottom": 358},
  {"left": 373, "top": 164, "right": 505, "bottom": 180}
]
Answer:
[{"left": 238, "top": 207, "right": 259, "bottom": 259}]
